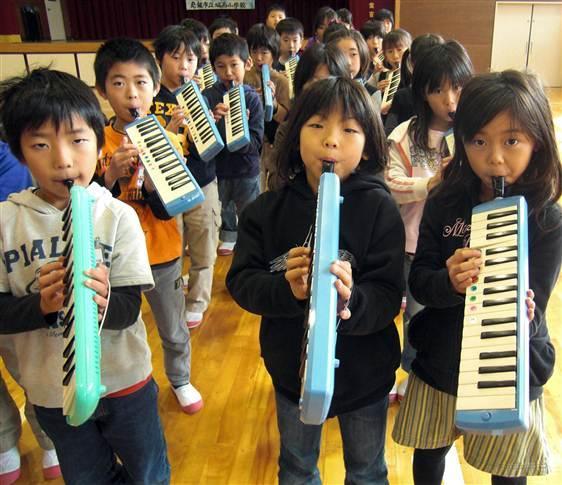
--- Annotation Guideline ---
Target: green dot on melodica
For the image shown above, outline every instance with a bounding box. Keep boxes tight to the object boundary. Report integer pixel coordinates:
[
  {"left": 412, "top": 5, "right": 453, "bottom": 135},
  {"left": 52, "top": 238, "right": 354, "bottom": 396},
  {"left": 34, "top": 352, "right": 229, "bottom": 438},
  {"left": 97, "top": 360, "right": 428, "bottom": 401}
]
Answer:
[
  {"left": 470, "top": 296, "right": 477, "bottom": 302},
  {"left": 470, "top": 285, "right": 477, "bottom": 292}
]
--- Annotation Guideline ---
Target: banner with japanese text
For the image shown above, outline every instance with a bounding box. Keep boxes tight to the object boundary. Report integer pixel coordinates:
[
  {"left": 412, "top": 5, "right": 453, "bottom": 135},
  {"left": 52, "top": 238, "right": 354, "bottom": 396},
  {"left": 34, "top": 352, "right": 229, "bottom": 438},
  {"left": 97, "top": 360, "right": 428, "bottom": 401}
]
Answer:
[{"left": 186, "top": 0, "right": 255, "bottom": 9}]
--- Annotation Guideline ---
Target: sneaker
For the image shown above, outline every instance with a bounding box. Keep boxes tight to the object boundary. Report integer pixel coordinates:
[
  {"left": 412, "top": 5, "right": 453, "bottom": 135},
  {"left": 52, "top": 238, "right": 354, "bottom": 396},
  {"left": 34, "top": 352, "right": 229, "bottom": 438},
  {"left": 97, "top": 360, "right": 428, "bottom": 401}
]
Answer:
[
  {"left": 217, "top": 241, "right": 235, "bottom": 256},
  {"left": 42, "top": 448, "right": 62, "bottom": 480},
  {"left": 388, "top": 382, "right": 398, "bottom": 403},
  {"left": 186, "top": 311, "right": 203, "bottom": 329},
  {"left": 0, "top": 446, "right": 20, "bottom": 485},
  {"left": 181, "top": 273, "right": 189, "bottom": 289},
  {"left": 401, "top": 296, "right": 407, "bottom": 311},
  {"left": 397, "top": 376, "right": 409, "bottom": 401},
  {"left": 173, "top": 383, "right": 203, "bottom": 414}
]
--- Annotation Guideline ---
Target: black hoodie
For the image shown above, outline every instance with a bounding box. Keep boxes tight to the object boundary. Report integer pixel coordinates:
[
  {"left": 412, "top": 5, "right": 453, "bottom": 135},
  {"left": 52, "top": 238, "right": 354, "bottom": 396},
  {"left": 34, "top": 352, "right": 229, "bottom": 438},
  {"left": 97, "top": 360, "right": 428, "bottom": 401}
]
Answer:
[
  {"left": 226, "top": 171, "right": 405, "bottom": 415},
  {"left": 409, "top": 185, "right": 561, "bottom": 401}
]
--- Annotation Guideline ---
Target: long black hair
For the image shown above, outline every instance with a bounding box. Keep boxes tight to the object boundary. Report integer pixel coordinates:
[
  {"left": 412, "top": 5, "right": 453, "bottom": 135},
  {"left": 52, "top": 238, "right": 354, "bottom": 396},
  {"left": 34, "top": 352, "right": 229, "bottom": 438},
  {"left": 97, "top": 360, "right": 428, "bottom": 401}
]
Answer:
[
  {"left": 275, "top": 77, "right": 387, "bottom": 185},
  {"left": 409, "top": 40, "right": 473, "bottom": 151},
  {"left": 438, "top": 70, "right": 562, "bottom": 224}
]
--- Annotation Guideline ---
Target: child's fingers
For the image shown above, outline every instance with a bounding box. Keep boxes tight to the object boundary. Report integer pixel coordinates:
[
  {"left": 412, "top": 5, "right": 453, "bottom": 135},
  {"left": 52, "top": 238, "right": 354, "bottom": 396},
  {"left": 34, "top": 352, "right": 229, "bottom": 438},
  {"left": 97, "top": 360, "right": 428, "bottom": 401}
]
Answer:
[
  {"left": 285, "top": 266, "right": 309, "bottom": 283},
  {"left": 334, "top": 279, "right": 351, "bottom": 302},
  {"left": 39, "top": 268, "right": 65, "bottom": 288},
  {"left": 330, "top": 261, "right": 353, "bottom": 290}
]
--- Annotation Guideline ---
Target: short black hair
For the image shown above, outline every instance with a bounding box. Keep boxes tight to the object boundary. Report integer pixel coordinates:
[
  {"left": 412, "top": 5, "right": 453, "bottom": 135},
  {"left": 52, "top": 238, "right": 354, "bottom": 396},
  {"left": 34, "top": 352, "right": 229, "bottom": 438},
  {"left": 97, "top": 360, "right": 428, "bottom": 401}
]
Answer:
[
  {"left": 382, "top": 29, "right": 412, "bottom": 51},
  {"left": 326, "top": 28, "right": 371, "bottom": 79},
  {"left": 374, "top": 8, "right": 394, "bottom": 25},
  {"left": 95, "top": 38, "right": 159, "bottom": 92},
  {"left": 337, "top": 8, "right": 353, "bottom": 25},
  {"left": 276, "top": 17, "right": 304, "bottom": 37},
  {"left": 153, "top": 25, "right": 201, "bottom": 63},
  {"left": 0, "top": 68, "right": 105, "bottom": 160},
  {"left": 209, "top": 17, "right": 238, "bottom": 37},
  {"left": 246, "top": 23, "right": 280, "bottom": 59},
  {"left": 181, "top": 18, "right": 210, "bottom": 45},
  {"left": 323, "top": 23, "right": 349, "bottom": 45},
  {"left": 266, "top": 3, "right": 286, "bottom": 16},
  {"left": 360, "top": 20, "right": 385, "bottom": 40},
  {"left": 210, "top": 33, "right": 249, "bottom": 65},
  {"left": 313, "top": 6, "right": 338, "bottom": 33}
]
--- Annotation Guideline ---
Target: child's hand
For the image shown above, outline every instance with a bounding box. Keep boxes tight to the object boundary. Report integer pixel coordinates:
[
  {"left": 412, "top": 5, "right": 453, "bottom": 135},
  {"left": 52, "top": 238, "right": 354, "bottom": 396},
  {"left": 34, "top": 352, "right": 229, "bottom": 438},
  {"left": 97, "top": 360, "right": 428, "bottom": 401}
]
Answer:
[
  {"left": 213, "top": 103, "right": 229, "bottom": 122},
  {"left": 526, "top": 289, "right": 535, "bottom": 321},
  {"left": 38, "top": 258, "right": 66, "bottom": 315},
  {"left": 380, "top": 101, "right": 392, "bottom": 115},
  {"left": 330, "top": 260, "right": 353, "bottom": 320},
  {"left": 377, "top": 78, "right": 390, "bottom": 92},
  {"left": 285, "top": 246, "right": 311, "bottom": 300},
  {"left": 166, "top": 107, "right": 186, "bottom": 134},
  {"left": 106, "top": 137, "right": 139, "bottom": 187},
  {"left": 373, "top": 58, "right": 385, "bottom": 73},
  {"left": 427, "top": 157, "right": 452, "bottom": 192},
  {"left": 267, "top": 80, "right": 276, "bottom": 98},
  {"left": 84, "top": 263, "right": 110, "bottom": 322},
  {"left": 446, "top": 248, "right": 482, "bottom": 294}
]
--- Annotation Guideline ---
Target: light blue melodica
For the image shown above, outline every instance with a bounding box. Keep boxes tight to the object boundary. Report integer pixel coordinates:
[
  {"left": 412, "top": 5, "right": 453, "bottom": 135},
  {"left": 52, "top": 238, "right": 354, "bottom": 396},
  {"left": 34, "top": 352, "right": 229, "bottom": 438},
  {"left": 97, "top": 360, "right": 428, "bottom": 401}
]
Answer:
[
  {"left": 223, "top": 83, "right": 250, "bottom": 152},
  {"left": 61, "top": 183, "right": 105, "bottom": 426},
  {"left": 299, "top": 162, "right": 343, "bottom": 425},
  {"left": 456, "top": 176, "right": 530, "bottom": 435},
  {"left": 261, "top": 64, "right": 274, "bottom": 122}
]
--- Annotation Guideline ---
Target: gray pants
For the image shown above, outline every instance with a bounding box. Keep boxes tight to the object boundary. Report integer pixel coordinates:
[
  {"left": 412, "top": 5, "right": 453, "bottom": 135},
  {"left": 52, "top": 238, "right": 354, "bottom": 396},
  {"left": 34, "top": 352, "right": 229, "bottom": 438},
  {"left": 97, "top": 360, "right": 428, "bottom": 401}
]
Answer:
[
  {"left": 145, "top": 259, "right": 191, "bottom": 387},
  {"left": 181, "top": 179, "right": 221, "bottom": 314},
  {"left": 0, "top": 370, "right": 54, "bottom": 452}
]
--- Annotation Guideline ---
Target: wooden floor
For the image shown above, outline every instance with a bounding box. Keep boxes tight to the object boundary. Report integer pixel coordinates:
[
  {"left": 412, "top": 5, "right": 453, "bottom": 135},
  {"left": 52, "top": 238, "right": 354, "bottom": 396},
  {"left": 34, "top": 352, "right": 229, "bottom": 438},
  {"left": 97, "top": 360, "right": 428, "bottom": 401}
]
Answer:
[{"left": 3, "top": 89, "right": 562, "bottom": 484}]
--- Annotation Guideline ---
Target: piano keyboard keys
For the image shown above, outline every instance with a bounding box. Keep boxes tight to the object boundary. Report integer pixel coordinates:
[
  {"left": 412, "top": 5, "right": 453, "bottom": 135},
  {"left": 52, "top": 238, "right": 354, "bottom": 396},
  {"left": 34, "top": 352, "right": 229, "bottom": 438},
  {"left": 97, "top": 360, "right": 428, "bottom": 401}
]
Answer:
[
  {"left": 175, "top": 80, "right": 224, "bottom": 162},
  {"left": 456, "top": 195, "right": 529, "bottom": 433},
  {"left": 126, "top": 115, "right": 205, "bottom": 216},
  {"left": 286, "top": 55, "right": 299, "bottom": 99},
  {"left": 382, "top": 68, "right": 400, "bottom": 105},
  {"left": 197, "top": 63, "right": 217, "bottom": 91},
  {"left": 224, "top": 85, "right": 250, "bottom": 152}
]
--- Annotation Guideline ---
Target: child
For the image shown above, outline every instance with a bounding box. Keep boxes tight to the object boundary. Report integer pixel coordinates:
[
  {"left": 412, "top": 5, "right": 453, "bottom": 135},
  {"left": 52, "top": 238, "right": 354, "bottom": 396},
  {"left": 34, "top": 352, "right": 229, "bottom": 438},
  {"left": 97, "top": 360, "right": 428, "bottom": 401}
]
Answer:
[
  {"left": 305, "top": 6, "right": 338, "bottom": 49},
  {"left": 209, "top": 17, "right": 238, "bottom": 39},
  {"left": 0, "top": 68, "right": 169, "bottom": 484},
  {"left": 245, "top": 23, "right": 290, "bottom": 189},
  {"left": 274, "top": 17, "right": 304, "bottom": 71},
  {"left": 384, "top": 33, "right": 445, "bottom": 136},
  {"left": 374, "top": 8, "right": 394, "bottom": 33},
  {"left": 393, "top": 69, "right": 562, "bottom": 484},
  {"left": 197, "top": 33, "right": 264, "bottom": 256},
  {"left": 385, "top": 40, "right": 473, "bottom": 400},
  {"left": 94, "top": 38, "right": 203, "bottom": 413},
  {"left": 267, "top": 43, "right": 351, "bottom": 190},
  {"left": 337, "top": 7, "right": 353, "bottom": 29},
  {"left": 181, "top": 18, "right": 211, "bottom": 64},
  {"left": 360, "top": 19, "right": 386, "bottom": 80},
  {"left": 151, "top": 26, "right": 222, "bottom": 329},
  {"left": 226, "top": 77, "right": 405, "bottom": 483},
  {"left": 265, "top": 3, "right": 286, "bottom": 30}
]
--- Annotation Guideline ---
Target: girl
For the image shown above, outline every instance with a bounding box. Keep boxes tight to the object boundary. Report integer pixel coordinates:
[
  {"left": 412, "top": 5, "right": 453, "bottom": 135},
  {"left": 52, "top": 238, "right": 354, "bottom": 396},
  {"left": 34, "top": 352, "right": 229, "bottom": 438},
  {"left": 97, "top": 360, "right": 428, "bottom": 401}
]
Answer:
[
  {"left": 393, "top": 70, "right": 562, "bottom": 484},
  {"left": 305, "top": 6, "right": 338, "bottom": 48},
  {"left": 384, "top": 33, "right": 445, "bottom": 135},
  {"left": 266, "top": 43, "right": 350, "bottom": 190},
  {"left": 226, "top": 77, "right": 405, "bottom": 483},
  {"left": 385, "top": 40, "right": 473, "bottom": 401}
]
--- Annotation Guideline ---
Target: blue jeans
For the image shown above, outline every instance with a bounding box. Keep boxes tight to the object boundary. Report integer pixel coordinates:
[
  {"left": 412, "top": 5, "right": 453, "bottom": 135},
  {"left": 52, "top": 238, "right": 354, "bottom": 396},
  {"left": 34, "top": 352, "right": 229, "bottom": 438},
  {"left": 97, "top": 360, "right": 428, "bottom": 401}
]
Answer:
[
  {"left": 275, "top": 392, "right": 389, "bottom": 485},
  {"left": 217, "top": 176, "right": 260, "bottom": 242},
  {"left": 402, "top": 253, "right": 423, "bottom": 372},
  {"left": 34, "top": 379, "right": 170, "bottom": 485}
]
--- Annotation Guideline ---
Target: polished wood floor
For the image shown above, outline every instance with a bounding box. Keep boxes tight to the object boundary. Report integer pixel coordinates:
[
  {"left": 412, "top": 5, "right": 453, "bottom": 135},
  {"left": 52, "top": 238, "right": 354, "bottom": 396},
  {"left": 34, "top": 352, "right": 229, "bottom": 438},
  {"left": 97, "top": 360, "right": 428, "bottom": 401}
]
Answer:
[{"left": 3, "top": 89, "right": 562, "bottom": 484}]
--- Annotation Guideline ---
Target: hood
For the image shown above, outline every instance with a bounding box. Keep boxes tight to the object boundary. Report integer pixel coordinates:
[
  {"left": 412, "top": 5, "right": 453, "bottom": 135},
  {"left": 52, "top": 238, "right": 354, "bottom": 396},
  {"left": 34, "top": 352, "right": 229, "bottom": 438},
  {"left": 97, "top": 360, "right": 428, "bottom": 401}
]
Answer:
[
  {"left": 288, "top": 169, "right": 391, "bottom": 200},
  {"left": 387, "top": 118, "right": 414, "bottom": 144}
]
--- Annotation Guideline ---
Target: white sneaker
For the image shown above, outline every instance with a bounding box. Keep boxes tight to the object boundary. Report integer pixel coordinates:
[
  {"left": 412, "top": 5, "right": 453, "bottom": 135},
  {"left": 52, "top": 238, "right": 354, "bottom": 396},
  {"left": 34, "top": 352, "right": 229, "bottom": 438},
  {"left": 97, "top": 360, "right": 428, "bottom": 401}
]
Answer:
[
  {"left": 0, "top": 446, "right": 20, "bottom": 485},
  {"left": 173, "top": 383, "right": 203, "bottom": 414},
  {"left": 397, "top": 376, "right": 409, "bottom": 401},
  {"left": 217, "top": 241, "right": 235, "bottom": 256},
  {"left": 42, "top": 448, "right": 62, "bottom": 480},
  {"left": 185, "top": 311, "right": 203, "bottom": 329},
  {"left": 181, "top": 273, "right": 189, "bottom": 289},
  {"left": 388, "top": 382, "right": 398, "bottom": 403}
]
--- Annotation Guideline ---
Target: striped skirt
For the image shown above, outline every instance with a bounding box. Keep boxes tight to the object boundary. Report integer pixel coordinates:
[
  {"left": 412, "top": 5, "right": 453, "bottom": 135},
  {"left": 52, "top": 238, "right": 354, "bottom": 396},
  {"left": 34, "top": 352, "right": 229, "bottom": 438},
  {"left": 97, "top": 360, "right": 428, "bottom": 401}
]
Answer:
[{"left": 392, "top": 373, "right": 551, "bottom": 477}]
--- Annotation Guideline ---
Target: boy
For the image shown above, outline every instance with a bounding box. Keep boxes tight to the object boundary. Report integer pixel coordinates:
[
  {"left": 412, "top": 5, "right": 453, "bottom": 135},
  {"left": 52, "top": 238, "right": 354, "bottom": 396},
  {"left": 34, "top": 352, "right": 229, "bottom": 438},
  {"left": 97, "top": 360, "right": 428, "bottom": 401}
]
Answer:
[
  {"left": 197, "top": 33, "right": 264, "bottom": 255},
  {"left": 209, "top": 17, "right": 238, "bottom": 39},
  {"left": 0, "top": 68, "right": 169, "bottom": 484},
  {"left": 151, "top": 26, "right": 222, "bottom": 329},
  {"left": 274, "top": 17, "right": 304, "bottom": 71},
  {"left": 94, "top": 38, "right": 203, "bottom": 413},
  {"left": 360, "top": 20, "right": 386, "bottom": 78},
  {"left": 181, "top": 18, "right": 211, "bottom": 65},
  {"left": 245, "top": 23, "right": 289, "bottom": 190},
  {"left": 265, "top": 4, "right": 286, "bottom": 30}
]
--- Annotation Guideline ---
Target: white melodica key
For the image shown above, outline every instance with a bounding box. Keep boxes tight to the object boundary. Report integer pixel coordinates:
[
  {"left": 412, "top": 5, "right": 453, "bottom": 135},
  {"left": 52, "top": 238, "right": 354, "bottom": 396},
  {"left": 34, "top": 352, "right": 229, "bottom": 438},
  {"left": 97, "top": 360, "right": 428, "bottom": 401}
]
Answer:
[{"left": 223, "top": 84, "right": 250, "bottom": 151}]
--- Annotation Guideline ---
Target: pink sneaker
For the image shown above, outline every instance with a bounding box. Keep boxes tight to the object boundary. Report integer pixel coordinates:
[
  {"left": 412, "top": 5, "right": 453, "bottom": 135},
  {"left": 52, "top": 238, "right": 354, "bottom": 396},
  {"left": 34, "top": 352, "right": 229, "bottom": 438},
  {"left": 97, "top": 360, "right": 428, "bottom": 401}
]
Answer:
[
  {"left": 0, "top": 447, "right": 20, "bottom": 485},
  {"left": 185, "top": 311, "right": 203, "bottom": 329},
  {"left": 42, "top": 448, "right": 62, "bottom": 480},
  {"left": 173, "top": 383, "right": 203, "bottom": 414},
  {"left": 388, "top": 382, "right": 398, "bottom": 403},
  {"left": 217, "top": 242, "right": 235, "bottom": 256}
]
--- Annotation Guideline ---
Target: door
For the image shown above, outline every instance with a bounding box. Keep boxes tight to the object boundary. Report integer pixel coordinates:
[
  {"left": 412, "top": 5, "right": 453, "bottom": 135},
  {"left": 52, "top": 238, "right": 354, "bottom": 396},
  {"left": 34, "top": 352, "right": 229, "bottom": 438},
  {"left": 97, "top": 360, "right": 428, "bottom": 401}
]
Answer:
[
  {"left": 491, "top": 3, "right": 532, "bottom": 72},
  {"left": 527, "top": 3, "right": 562, "bottom": 87}
]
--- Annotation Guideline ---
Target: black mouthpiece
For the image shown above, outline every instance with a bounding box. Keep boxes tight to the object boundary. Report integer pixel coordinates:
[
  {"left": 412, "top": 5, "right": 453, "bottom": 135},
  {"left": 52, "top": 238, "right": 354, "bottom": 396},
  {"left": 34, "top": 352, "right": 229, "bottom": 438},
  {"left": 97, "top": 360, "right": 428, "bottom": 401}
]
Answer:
[
  {"left": 322, "top": 161, "right": 335, "bottom": 174},
  {"left": 448, "top": 111, "right": 456, "bottom": 120},
  {"left": 129, "top": 108, "right": 140, "bottom": 119},
  {"left": 63, "top": 179, "right": 74, "bottom": 189},
  {"left": 492, "top": 176, "right": 505, "bottom": 198}
]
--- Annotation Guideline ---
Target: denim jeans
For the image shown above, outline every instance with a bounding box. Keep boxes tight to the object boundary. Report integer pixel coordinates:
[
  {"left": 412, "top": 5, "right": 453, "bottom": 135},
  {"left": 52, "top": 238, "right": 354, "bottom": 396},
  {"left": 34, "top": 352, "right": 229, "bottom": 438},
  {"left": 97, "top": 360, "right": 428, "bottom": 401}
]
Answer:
[
  {"left": 34, "top": 379, "right": 170, "bottom": 485},
  {"left": 217, "top": 176, "right": 260, "bottom": 242},
  {"left": 275, "top": 392, "right": 389, "bottom": 485},
  {"left": 402, "top": 253, "right": 423, "bottom": 372}
]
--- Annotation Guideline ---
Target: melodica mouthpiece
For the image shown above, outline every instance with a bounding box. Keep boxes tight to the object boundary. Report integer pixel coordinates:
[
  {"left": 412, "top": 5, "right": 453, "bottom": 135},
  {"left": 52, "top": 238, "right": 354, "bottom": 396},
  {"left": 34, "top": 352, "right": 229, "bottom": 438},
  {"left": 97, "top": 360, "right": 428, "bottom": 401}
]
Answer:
[
  {"left": 63, "top": 179, "right": 74, "bottom": 189},
  {"left": 492, "top": 176, "right": 505, "bottom": 198},
  {"left": 129, "top": 108, "right": 140, "bottom": 119},
  {"left": 448, "top": 111, "right": 456, "bottom": 120},
  {"left": 321, "top": 161, "right": 335, "bottom": 173}
]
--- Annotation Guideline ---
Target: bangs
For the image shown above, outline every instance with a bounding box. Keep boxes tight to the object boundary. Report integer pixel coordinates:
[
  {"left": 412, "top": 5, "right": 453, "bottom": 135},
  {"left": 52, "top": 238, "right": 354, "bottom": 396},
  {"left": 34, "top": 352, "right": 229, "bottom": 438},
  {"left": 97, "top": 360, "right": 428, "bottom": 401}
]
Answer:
[{"left": 424, "top": 55, "right": 472, "bottom": 93}]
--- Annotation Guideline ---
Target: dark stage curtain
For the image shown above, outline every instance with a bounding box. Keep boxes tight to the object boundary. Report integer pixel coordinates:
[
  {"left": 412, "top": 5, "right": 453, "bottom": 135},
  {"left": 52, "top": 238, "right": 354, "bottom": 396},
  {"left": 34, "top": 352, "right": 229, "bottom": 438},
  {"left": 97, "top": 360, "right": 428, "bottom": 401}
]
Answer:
[{"left": 64, "top": 0, "right": 348, "bottom": 40}]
